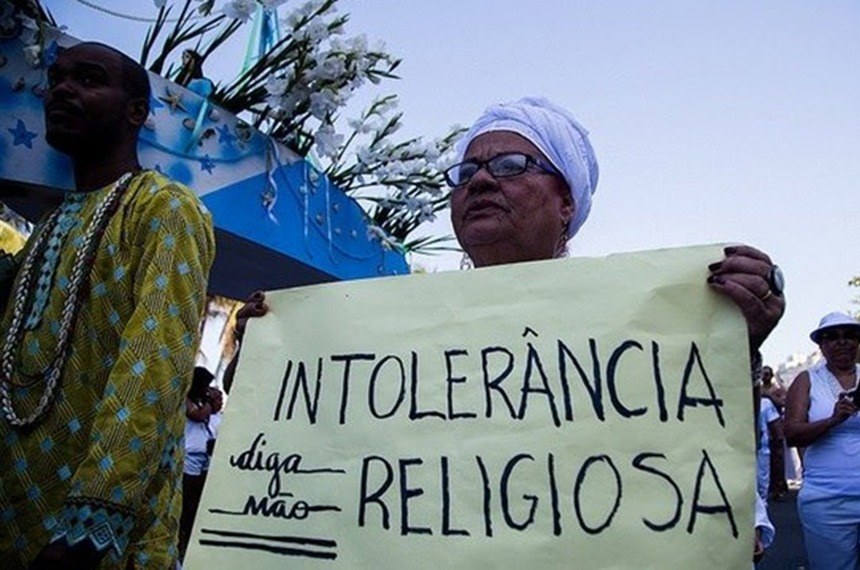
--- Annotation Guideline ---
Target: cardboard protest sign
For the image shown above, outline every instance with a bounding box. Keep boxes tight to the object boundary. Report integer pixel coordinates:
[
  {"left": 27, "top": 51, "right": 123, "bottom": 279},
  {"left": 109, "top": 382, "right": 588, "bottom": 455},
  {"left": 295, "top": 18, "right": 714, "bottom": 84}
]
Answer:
[{"left": 185, "top": 245, "right": 755, "bottom": 569}]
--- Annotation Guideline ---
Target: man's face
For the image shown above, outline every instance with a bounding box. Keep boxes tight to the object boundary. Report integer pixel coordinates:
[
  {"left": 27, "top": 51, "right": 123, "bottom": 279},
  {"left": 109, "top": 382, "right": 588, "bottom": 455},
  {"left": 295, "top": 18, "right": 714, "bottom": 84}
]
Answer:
[
  {"left": 450, "top": 131, "right": 572, "bottom": 265},
  {"left": 43, "top": 44, "right": 131, "bottom": 156}
]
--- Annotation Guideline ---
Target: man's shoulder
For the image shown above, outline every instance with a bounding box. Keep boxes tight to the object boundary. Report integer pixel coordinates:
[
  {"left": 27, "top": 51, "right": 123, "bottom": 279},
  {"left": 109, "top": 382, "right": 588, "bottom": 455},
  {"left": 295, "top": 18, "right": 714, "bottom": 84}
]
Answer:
[
  {"left": 129, "top": 169, "right": 201, "bottom": 201},
  {"left": 126, "top": 170, "right": 212, "bottom": 222}
]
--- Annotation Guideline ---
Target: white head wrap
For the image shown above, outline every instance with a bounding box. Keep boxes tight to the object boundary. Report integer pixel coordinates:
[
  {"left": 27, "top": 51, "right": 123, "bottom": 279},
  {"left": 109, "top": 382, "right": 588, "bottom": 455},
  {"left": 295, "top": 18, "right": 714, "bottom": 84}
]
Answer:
[{"left": 455, "top": 96, "right": 599, "bottom": 238}]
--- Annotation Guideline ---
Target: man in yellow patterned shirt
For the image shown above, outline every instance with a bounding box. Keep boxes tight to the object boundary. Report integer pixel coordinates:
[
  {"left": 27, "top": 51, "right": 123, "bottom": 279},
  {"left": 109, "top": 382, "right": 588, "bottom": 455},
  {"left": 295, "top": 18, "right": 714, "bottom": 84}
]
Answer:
[{"left": 0, "top": 43, "right": 215, "bottom": 569}]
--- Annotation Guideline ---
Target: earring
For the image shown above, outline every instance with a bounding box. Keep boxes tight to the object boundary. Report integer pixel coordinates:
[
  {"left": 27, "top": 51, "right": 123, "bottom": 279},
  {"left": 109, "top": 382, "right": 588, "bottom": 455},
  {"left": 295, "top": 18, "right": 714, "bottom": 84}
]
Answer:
[
  {"left": 555, "top": 226, "right": 569, "bottom": 259},
  {"left": 459, "top": 252, "right": 474, "bottom": 270}
]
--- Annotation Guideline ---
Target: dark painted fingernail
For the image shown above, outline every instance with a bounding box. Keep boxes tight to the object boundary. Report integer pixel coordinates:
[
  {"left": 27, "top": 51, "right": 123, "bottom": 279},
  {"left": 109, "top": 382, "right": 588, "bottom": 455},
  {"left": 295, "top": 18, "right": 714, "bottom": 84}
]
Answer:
[
  {"left": 707, "top": 275, "right": 725, "bottom": 285},
  {"left": 708, "top": 262, "right": 723, "bottom": 272},
  {"left": 723, "top": 246, "right": 737, "bottom": 255}
]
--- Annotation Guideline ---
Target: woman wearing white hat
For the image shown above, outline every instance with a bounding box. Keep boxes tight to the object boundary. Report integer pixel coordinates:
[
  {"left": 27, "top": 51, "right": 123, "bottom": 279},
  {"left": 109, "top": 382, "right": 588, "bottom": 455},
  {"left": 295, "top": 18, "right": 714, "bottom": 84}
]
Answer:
[{"left": 785, "top": 312, "right": 860, "bottom": 569}]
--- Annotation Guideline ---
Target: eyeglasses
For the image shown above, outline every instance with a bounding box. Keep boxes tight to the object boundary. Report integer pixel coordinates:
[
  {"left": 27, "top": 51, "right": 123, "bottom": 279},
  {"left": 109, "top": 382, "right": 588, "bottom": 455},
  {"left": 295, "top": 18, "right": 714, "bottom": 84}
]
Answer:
[
  {"left": 443, "top": 152, "right": 558, "bottom": 187},
  {"left": 819, "top": 329, "right": 860, "bottom": 343}
]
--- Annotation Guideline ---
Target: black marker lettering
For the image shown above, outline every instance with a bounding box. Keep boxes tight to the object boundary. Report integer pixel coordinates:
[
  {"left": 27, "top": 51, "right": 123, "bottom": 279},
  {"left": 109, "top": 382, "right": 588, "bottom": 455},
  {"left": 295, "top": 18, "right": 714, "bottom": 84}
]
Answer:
[
  {"left": 687, "top": 449, "right": 737, "bottom": 538},
  {"left": 399, "top": 458, "right": 432, "bottom": 535},
  {"left": 368, "top": 355, "right": 407, "bottom": 419},
  {"left": 573, "top": 454, "right": 622, "bottom": 534},
  {"left": 445, "top": 349, "right": 476, "bottom": 420},
  {"left": 520, "top": 340, "right": 561, "bottom": 427},
  {"left": 358, "top": 455, "right": 393, "bottom": 529},
  {"left": 500, "top": 453, "right": 538, "bottom": 531},
  {"left": 677, "top": 343, "right": 725, "bottom": 427},
  {"left": 606, "top": 340, "right": 647, "bottom": 418},
  {"left": 631, "top": 452, "right": 682, "bottom": 531},
  {"left": 481, "top": 346, "right": 517, "bottom": 419},
  {"left": 441, "top": 456, "right": 469, "bottom": 536},
  {"left": 331, "top": 353, "right": 376, "bottom": 425}
]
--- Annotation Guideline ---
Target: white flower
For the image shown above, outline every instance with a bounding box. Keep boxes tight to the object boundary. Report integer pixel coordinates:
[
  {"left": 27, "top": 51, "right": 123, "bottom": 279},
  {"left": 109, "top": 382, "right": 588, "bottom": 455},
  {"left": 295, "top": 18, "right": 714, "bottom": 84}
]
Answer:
[
  {"left": 384, "top": 161, "right": 406, "bottom": 178},
  {"left": 348, "top": 34, "right": 368, "bottom": 54},
  {"left": 435, "top": 146, "right": 460, "bottom": 170},
  {"left": 310, "top": 53, "right": 346, "bottom": 81},
  {"left": 313, "top": 124, "right": 344, "bottom": 159},
  {"left": 283, "top": 13, "right": 301, "bottom": 28},
  {"left": 417, "top": 203, "right": 436, "bottom": 223},
  {"left": 276, "top": 91, "right": 304, "bottom": 114},
  {"left": 403, "top": 196, "right": 422, "bottom": 213},
  {"left": 402, "top": 158, "right": 428, "bottom": 175},
  {"left": 348, "top": 76, "right": 365, "bottom": 91},
  {"left": 284, "top": 0, "right": 328, "bottom": 27},
  {"left": 222, "top": 0, "right": 257, "bottom": 22},
  {"left": 373, "top": 97, "right": 398, "bottom": 116},
  {"left": 423, "top": 145, "right": 441, "bottom": 162},
  {"left": 265, "top": 75, "right": 289, "bottom": 97},
  {"left": 366, "top": 225, "right": 399, "bottom": 250},
  {"left": 423, "top": 185, "right": 444, "bottom": 197},
  {"left": 260, "top": 0, "right": 289, "bottom": 8},
  {"left": 309, "top": 90, "right": 340, "bottom": 119},
  {"left": 347, "top": 117, "right": 367, "bottom": 134},
  {"left": 22, "top": 44, "right": 41, "bottom": 67},
  {"left": 294, "top": 18, "right": 329, "bottom": 42},
  {"left": 355, "top": 145, "right": 375, "bottom": 165},
  {"left": 298, "top": 0, "right": 324, "bottom": 18}
]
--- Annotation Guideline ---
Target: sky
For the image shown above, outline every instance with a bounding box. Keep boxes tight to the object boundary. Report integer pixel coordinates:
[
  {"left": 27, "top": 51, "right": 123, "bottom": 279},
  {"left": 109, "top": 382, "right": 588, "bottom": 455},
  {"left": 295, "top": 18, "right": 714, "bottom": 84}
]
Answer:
[{"left": 44, "top": 0, "right": 860, "bottom": 369}]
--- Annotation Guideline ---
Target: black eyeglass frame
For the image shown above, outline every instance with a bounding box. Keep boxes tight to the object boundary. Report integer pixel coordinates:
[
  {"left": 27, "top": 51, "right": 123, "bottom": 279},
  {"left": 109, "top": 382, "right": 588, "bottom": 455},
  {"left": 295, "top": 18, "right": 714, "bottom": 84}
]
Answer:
[{"left": 443, "top": 152, "right": 559, "bottom": 187}]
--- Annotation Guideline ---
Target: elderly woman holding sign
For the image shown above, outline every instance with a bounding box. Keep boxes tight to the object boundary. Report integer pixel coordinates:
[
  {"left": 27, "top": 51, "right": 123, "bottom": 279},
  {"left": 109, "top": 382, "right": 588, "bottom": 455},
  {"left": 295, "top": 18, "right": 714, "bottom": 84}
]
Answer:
[{"left": 229, "top": 97, "right": 784, "bottom": 559}]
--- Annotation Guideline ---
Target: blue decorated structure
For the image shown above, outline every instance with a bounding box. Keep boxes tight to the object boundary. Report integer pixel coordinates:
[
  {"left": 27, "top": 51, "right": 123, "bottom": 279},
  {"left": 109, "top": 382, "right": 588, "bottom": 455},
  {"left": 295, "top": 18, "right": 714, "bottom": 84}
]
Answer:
[{"left": 0, "top": 29, "right": 409, "bottom": 299}]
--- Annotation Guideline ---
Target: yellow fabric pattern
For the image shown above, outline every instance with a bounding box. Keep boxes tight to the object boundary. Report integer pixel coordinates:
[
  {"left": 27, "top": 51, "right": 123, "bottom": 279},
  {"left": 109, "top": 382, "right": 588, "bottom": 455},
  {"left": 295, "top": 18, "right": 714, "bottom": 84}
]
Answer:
[
  {"left": 0, "top": 171, "right": 215, "bottom": 569},
  {"left": 0, "top": 219, "right": 26, "bottom": 254}
]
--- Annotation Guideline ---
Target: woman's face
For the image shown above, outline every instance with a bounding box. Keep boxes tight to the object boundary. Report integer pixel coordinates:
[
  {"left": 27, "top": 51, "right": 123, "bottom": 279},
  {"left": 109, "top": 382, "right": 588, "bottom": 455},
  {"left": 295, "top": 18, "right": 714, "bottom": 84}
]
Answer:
[
  {"left": 450, "top": 131, "right": 572, "bottom": 267},
  {"left": 818, "top": 327, "right": 860, "bottom": 370}
]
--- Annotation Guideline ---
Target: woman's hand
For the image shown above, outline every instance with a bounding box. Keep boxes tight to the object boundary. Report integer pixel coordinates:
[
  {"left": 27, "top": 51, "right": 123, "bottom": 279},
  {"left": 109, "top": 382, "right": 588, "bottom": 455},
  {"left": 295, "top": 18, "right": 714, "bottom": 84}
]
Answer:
[
  {"left": 830, "top": 393, "right": 857, "bottom": 426},
  {"left": 208, "top": 387, "right": 224, "bottom": 413},
  {"left": 707, "top": 245, "right": 785, "bottom": 352},
  {"left": 753, "top": 528, "right": 765, "bottom": 563},
  {"left": 185, "top": 396, "right": 212, "bottom": 422},
  {"left": 234, "top": 291, "right": 269, "bottom": 343},
  {"left": 222, "top": 292, "right": 269, "bottom": 395}
]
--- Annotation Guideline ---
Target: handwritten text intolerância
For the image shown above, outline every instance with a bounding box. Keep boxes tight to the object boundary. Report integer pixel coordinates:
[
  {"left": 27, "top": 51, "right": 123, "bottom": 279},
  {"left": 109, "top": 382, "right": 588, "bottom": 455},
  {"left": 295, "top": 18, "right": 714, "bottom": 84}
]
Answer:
[{"left": 267, "top": 333, "right": 729, "bottom": 428}]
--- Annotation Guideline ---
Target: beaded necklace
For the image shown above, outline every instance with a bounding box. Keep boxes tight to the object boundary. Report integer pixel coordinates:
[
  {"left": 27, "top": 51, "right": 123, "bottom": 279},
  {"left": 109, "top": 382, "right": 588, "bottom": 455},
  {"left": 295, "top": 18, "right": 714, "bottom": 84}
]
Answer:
[{"left": 0, "top": 172, "right": 135, "bottom": 428}]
